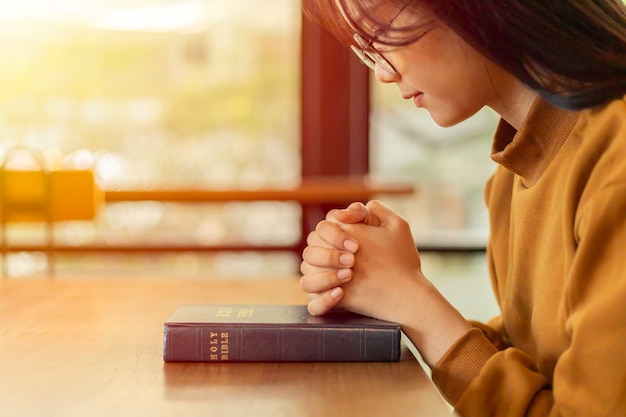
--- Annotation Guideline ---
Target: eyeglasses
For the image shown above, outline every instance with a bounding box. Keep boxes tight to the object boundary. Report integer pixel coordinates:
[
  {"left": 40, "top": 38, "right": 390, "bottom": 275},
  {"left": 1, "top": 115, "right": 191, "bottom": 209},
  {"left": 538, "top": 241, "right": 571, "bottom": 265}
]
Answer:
[{"left": 350, "top": 33, "right": 397, "bottom": 75}]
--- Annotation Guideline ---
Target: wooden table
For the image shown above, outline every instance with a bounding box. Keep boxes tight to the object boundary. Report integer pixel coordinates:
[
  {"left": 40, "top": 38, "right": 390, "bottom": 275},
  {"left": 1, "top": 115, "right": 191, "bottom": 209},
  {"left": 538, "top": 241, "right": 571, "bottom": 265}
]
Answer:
[{"left": 0, "top": 277, "right": 452, "bottom": 417}]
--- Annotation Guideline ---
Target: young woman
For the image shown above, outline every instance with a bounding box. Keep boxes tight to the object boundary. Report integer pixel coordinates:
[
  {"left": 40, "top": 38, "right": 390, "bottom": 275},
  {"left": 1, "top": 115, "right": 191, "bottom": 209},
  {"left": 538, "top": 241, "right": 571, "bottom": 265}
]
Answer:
[{"left": 299, "top": 1, "right": 626, "bottom": 416}]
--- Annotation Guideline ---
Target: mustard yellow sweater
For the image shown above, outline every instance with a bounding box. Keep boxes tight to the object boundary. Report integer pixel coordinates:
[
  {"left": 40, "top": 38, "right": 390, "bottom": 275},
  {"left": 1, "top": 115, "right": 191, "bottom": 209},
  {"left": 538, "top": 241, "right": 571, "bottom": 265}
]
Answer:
[{"left": 431, "top": 97, "right": 626, "bottom": 416}]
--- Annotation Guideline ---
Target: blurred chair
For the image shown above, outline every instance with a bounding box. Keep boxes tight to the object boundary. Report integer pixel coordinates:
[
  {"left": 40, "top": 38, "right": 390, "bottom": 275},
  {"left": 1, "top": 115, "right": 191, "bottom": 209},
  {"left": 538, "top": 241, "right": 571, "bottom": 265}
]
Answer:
[{"left": 0, "top": 148, "right": 102, "bottom": 277}]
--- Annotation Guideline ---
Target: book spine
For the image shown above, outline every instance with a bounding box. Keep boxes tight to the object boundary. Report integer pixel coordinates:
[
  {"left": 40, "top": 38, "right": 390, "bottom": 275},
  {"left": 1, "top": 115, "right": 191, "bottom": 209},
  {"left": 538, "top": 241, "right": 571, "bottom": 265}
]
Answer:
[{"left": 163, "top": 324, "right": 400, "bottom": 362}]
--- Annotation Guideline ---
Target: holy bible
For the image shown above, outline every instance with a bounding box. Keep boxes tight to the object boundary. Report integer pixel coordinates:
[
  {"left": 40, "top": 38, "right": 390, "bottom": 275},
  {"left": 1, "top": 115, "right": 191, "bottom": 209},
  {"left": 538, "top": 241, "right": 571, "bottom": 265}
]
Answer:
[{"left": 163, "top": 304, "right": 401, "bottom": 362}]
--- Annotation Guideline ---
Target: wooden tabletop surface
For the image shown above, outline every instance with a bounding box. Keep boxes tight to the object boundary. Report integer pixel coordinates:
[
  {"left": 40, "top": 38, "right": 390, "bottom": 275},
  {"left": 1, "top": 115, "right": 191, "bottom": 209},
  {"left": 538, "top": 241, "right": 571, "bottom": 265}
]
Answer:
[{"left": 0, "top": 277, "right": 452, "bottom": 417}]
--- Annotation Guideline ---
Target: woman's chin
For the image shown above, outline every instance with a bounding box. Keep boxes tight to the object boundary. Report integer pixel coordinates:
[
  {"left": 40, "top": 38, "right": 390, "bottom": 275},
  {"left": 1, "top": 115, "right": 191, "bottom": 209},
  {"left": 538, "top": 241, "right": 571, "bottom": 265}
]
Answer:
[{"left": 426, "top": 104, "right": 479, "bottom": 128}]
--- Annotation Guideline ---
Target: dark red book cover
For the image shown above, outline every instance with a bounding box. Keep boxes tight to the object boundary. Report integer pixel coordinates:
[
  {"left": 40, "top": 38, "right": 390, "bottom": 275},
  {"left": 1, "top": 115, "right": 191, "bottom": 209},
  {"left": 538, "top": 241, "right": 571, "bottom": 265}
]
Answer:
[{"left": 163, "top": 304, "right": 401, "bottom": 362}]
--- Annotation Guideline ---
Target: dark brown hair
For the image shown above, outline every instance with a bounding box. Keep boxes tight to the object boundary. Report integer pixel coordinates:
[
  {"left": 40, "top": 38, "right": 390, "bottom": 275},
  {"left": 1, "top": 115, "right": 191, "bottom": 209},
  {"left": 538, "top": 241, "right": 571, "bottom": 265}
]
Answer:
[{"left": 303, "top": 0, "right": 626, "bottom": 110}]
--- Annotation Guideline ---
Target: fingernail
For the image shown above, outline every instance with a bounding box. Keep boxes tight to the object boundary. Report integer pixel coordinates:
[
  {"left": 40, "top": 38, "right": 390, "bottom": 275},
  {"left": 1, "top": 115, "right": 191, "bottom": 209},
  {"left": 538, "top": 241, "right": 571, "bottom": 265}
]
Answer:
[
  {"left": 343, "top": 239, "right": 358, "bottom": 253},
  {"left": 337, "top": 268, "right": 351, "bottom": 281},
  {"left": 339, "top": 253, "right": 354, "bottom": 266},
  {"left": 330, "top": 288, "right": 342, "bottom": 299}
]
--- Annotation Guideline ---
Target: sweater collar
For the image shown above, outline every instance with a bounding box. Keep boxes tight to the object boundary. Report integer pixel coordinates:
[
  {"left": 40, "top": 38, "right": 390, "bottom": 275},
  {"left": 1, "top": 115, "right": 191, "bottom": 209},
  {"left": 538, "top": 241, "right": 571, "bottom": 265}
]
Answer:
[{"left": 490, "top": 97, "right": 580, "bottom": 187}]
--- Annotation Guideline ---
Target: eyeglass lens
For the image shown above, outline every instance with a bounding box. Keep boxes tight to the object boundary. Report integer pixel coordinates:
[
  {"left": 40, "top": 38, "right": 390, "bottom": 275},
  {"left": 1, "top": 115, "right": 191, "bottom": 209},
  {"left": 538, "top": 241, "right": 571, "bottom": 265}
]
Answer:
[{"left": 352, "top": 34, "right": 396, "bottom": 74}]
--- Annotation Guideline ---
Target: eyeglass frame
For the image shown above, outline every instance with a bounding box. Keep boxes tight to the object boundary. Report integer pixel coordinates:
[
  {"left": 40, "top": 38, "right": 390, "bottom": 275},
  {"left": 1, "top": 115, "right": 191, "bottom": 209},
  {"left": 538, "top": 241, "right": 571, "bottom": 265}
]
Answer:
[
  {"left": 347, "top": 2, "right": 412, "bottom": 75},
  {"left": 350, "top": 33, "right": 397, "bottom": 75}
]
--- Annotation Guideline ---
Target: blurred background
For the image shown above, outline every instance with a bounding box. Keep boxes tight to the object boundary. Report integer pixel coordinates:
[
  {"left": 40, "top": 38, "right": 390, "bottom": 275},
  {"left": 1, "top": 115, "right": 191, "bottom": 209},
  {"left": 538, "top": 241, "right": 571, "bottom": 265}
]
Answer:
[{"left": 0, "top": 0, "right": 498, "bottom": 320}]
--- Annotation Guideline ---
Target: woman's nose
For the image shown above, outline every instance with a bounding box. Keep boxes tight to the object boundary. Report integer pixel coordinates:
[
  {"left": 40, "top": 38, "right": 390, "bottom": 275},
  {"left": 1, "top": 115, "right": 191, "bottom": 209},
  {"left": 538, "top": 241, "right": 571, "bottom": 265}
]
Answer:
[{"left": 374, "top": 64, "right": 399, "bottom": 83}]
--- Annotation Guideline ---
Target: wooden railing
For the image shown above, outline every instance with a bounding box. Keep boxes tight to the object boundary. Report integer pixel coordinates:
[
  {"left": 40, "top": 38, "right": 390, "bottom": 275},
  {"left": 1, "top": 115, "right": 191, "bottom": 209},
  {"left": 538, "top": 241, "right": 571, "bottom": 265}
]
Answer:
[
  {"left": 103, "top": 176, "right": 413, "bottom": 204},
  {"left": 1, "top": 173, "right": 414, "bottom": 275}
]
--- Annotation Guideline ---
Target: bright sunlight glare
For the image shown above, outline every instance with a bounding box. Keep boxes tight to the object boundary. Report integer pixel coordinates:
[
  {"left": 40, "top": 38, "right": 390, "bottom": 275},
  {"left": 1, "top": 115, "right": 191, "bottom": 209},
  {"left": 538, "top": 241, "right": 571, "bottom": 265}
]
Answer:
[
  {"left": 0, "top": 0, "right": 114, "bottom": 22},
  {"left": 0, "top": 1, "right": 216, "bottom": 32},
  {"left": 0, "top": 0, "right": 281, "bottom": 32}
]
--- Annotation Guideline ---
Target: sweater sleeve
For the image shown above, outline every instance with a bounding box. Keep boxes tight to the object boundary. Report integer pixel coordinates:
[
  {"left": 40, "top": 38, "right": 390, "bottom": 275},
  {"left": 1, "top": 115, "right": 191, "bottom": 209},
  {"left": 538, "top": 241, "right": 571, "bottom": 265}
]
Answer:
[{"left": 432, "top": 183, "right": 626, "bottom": 417}]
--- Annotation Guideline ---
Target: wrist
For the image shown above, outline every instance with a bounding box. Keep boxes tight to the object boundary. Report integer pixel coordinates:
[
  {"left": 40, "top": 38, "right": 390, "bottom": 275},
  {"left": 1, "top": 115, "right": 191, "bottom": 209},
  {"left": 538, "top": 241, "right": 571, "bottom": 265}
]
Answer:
[{"left": 394, "top": 276, "right": 472, "bottom": 367}]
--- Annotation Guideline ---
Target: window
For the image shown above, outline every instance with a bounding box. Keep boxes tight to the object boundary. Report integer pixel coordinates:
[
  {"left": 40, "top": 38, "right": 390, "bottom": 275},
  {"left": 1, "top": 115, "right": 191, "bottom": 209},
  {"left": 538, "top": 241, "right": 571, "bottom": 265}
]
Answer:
[
  {"left": 0, "top": 0, "right": 302, "bottom": 277},
  {"left": 369, "top": 82, "right": 500, "bottom": 320},
  {"left": 370, "top": 82, "right": 499, "bottom": 249}
]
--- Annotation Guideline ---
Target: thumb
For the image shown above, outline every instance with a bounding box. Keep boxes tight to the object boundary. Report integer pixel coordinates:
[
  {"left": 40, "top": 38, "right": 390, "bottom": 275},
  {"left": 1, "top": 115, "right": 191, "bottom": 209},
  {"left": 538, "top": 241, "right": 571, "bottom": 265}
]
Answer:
[
  {"left": 363, "top": 200, "right": 396, "bottom": 227},
  {"left": 335, "top": 201, "right": 385, "bottom": 227},
  {"left": 332, "top": 202, "right": 368, "bottom": 224}
]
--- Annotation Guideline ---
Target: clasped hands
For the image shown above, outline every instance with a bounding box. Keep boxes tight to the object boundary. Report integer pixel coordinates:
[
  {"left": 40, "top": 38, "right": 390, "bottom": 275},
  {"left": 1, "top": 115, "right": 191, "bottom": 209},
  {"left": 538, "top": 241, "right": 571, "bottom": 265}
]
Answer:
[
  {"left": 300, "top": 200, "right": 424, "bottom": 320},
  {"left": 299, "top": 200, "right": 472, "bottom": 366}
]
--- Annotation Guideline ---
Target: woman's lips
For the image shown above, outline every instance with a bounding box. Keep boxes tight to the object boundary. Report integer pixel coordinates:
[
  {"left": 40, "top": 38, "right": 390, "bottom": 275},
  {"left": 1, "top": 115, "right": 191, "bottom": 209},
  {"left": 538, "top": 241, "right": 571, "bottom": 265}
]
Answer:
[
  {"left": 403, "top": 92, "right": 424, "bottom": 107},
  {"left": 412, "top": 92, "right": 424, "bottom": 108}
]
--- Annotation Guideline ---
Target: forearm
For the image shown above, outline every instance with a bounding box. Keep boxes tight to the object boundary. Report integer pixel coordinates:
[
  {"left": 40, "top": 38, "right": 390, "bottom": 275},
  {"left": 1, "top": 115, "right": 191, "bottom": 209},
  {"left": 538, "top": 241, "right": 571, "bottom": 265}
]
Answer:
[{"left": 382, "top": 274, "right": 472, "bottom": 367}]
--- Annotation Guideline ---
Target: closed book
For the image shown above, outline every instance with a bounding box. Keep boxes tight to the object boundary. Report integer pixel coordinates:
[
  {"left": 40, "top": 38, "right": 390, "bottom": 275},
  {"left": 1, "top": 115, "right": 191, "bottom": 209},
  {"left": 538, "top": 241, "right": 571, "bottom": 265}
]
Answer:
[{"left": 163, "top": 304, "right": 401, "bottom": 362}]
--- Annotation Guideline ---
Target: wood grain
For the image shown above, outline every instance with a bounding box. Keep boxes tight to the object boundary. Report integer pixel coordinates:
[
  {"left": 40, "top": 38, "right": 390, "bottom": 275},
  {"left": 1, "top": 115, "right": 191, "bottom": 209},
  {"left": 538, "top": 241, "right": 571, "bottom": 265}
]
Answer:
[{"left": 0, "top": 277, "right": 451, "bottom": 417}]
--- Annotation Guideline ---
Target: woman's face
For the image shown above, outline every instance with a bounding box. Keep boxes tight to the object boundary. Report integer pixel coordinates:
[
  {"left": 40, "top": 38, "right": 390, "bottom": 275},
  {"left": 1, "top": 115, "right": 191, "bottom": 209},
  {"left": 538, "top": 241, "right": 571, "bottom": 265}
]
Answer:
[{"left": 358, "top": 4, "right": 520, "bottom": 127}]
